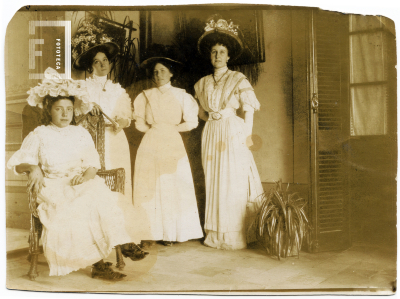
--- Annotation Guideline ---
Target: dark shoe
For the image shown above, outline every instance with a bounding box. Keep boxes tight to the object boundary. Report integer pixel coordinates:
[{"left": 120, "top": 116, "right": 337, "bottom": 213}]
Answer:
[
  {"left": 91, "top": 261, "right": 126, "bottom": 280},
  {"left": 140, "top": 240, "right": 155, "bottom": 249},
  {"left": 163, "top": 241, "right": 173, "bottom": 246},
  {"left": 121, "top": 243, "right": 149, "bottom": 261}
]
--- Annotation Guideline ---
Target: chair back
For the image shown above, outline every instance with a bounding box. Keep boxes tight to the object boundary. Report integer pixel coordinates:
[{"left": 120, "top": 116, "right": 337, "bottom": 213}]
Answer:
[
  {"left": 75, "top": 113, "right": 106, "bottom": 171},
  {"left": 75, "top": 113, "right": 125, "bottom": 194}
]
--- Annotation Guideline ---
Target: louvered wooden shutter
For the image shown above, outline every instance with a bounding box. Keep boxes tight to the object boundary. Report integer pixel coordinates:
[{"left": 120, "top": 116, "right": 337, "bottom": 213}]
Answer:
[{"left": 308, "top": 10, "right": 351, "bottom": 252}]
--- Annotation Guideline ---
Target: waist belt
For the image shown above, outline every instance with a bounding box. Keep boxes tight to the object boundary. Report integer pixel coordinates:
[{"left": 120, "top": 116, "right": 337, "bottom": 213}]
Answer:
[{"left": 208, "top": 108, "right": 236, "bottom": 121}]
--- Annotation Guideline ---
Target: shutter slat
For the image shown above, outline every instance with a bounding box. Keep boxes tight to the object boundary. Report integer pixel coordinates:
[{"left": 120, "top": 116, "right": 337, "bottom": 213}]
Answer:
[{"left": 310, "top": 11, "right": 350, "bottom": 252}]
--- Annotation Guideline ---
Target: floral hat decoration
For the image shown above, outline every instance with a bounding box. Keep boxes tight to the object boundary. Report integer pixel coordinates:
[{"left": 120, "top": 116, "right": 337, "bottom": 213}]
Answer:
[
  {"left": 197, "top": 15, "right": 243, "bottom": 61},
  {"left": 72, "top": 21, "right": 119, "bottom": 70},
  {"left": 27, "top": 67, "right": 92, "bottom": 116}
]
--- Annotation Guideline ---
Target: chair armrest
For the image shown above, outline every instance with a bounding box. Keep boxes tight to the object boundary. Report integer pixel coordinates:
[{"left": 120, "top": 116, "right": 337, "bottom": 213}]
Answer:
[
  {"left": 27, "top": 167, "right": 125, "bottom": 219},
  {"left": 97, "top": 168, "right": 125, "bottom": 194}
]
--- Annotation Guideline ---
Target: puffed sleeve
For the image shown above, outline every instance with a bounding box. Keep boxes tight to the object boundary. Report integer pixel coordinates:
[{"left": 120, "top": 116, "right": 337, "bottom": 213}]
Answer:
[
  {"left": 78, "top": 127, "right": 101, "bottom": 170},
  {"left": 7, "top": 130, "right": 40, "bottom": 175},
  {"left": 133, "top": 93, "right": 151, "bottom": 133},
  {"left": 176, "top": 92, "right": 199, "bottom": 132},
  {"left": 112, "top": 89, "right": 133, "bottom": 125},
  {"left": 238, "top": 79, "right": 261, "bottom": 112}
]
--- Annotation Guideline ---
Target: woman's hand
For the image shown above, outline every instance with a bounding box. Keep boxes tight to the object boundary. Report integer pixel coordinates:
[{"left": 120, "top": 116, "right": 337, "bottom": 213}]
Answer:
[
  {"left": 114, "top": 118, "right": 129, "bottom": 134},
  {"left": 27, "top": 165, "right": 46, "bottom": 195},
  {"left": 90, "top": 103, "right": 102, "bottom": 116},
  {"left": 198, "top": 107, "right": 209, "bottom": 122},
  {"left": 71, "top": 174, "right": 87, "bottom": 186},
  {"left": 246, "top": 133, "right": 254, "bottom": 149},
  {"left": 71, "top": 167, "right": 97, "bottom": 186}
]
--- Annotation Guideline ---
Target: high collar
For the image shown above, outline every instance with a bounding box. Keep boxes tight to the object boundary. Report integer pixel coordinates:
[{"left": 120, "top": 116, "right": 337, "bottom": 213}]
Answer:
[
  {"left": 92, "top": 74, "right": 108, "bottom": 84},
  {"left": 213, "top": 66, "right": 229, "bottom": 78},
  {"left": 157, "top": 81, "right": 172, "bottom": 94},
  {"left": 49, "top": 122, "right": 71, "bottom": 132}
]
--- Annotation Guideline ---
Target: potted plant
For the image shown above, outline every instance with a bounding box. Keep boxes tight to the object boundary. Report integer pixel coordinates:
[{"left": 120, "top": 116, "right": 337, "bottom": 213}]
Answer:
[{"left": 252, "top": 180, "right": 309, "bottom": 260}]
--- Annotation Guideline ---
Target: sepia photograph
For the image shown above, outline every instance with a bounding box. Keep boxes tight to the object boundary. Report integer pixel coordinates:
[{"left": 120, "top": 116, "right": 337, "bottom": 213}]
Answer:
[{"left": 2, "top": 0, "right": 398, "bottom": 295}]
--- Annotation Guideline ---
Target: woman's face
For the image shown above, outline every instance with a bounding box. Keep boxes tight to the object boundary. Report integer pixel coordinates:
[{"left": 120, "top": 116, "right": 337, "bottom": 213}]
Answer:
[
  {"left": 153, "top": 63, "right": 173, "bottom": 87},
  {"left": 92, "top": 52, "right": 110, "bottom": 76},
  {"left": 51, "top": 99, "right": 74, "bottom": 128},
  {"left": 210, "top": 44, "right": 230, "bottom": 69}
]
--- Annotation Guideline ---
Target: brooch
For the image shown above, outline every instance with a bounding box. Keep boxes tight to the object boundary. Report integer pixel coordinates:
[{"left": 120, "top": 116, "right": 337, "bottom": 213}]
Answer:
[{"left": 210, "top": 112, "right": 222, "bottom": 120}]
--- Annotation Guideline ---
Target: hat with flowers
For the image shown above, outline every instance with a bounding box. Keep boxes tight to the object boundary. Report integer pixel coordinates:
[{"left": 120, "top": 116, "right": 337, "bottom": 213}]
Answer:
[
  {"left": 27, "top": 67, "right": 92, "bottom": 116},
  {"left": 197, "top": 15, "right": 243, "bottom": 61},
  {"left": 72, "top": 21, "right": 119, "bottom": 70}
]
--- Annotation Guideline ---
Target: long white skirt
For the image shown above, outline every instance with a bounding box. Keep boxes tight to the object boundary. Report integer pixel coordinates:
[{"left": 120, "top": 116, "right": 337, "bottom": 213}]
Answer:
[
  {"left": 202, "top": 115, "right": 264, "bottom": 250},
  {"left": 104, "top": 127, "right": 132, "bottom": 202},
  {"left": 37, "top": 176, "right": 145, "bottom": 276},
  {"left": 134, "top": 124, "right": 204, "bottom": 242}
]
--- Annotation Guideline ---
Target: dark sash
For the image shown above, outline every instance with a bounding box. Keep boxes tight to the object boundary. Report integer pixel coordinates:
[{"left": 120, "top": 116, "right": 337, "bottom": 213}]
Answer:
[{"left": 143, "top": 89, "right": 161, "bottom": 123}]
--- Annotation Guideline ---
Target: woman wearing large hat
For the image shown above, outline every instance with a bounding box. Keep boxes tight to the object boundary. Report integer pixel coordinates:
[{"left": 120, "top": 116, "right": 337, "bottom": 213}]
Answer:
[
  {"left": 133, "top": 48, "right": 203, "bottom": 247},
  {"left": 194, "top": 16, "right": 264, "bottom": 250},
  {"left": 72, "top": 22, "right": 134, "bottom": 202},
  {"left": 7, "top": 68, "right": 148, "bottom": 279}
]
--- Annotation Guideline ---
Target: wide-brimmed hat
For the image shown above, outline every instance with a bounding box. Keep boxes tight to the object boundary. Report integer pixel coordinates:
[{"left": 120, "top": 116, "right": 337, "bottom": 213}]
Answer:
[
  {"left": 140, "top": 44, "right": 184, "bottom": 74},
  {"left": 72, "top": 21, "right": 119, "bottom": 70},
  {"left": 197, "top": 16, "right": 243, "bottom": 61},
  {"left": 27, "top": 67, "right": 91, "bottom": 116},
  {"left": 141, "top": 57, "right": 183, "bottom": 70}
]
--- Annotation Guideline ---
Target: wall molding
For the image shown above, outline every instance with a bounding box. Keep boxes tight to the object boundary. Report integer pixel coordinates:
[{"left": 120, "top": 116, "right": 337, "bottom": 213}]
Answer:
[
  {"left": 6, "top": 98, "right": 27, "bottom": 105},
  {"left": 6, "top": 186, "right": 26, "bottom": 193},
  {"left": 6, "top": 123, "right": 22, "bottom": 129},
  {"left": 6, "top": 144, "right": 22, "bottom": 151}
]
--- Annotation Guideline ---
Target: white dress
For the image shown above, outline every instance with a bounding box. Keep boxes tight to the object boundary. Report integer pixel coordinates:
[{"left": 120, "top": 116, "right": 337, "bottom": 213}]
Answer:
[
  {"left": 194, "top": 67, "right": 264, "bottom": 250},
  {"left": 7, "top": 124, "right": 147, "bottom": 276},
  {"left": 133, "top": 82, "right": 204, "bottom": 242},
  {"left": 85, "top": 75, "right": 133, "bottom": 202}
]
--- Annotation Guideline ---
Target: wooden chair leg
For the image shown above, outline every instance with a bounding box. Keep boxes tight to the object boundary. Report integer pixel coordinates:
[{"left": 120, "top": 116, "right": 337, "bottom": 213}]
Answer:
[
  {"left": 115, "top": 245, "right": 125, "bottom": 270},
  {"left": 28, "top": 254, "right": 39, "bottom": 281},
  {"left": 28, "top": 215, "right": 41, "bottom": 280}
]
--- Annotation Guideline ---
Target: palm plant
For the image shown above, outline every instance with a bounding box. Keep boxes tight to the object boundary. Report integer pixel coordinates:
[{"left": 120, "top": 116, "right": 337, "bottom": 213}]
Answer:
[{"left": 253, "top": 179, "right": 310, "bottom": 260}]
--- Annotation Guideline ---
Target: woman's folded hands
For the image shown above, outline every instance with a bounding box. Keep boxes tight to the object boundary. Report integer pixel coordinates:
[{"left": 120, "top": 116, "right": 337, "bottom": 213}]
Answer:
[{"left": 71, "top": 167, "right": 98, "bottom": 186}]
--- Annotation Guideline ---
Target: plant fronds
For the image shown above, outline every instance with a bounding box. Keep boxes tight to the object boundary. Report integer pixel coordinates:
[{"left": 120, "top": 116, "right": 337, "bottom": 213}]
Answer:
[{"left": 252, "top": 179, "right": 310, "bottom": 260}]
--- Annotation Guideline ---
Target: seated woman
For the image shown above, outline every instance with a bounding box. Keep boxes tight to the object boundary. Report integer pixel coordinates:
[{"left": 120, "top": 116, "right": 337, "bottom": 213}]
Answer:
[{"left": 7, "top": 68, "right": 149, "bottom": 280}]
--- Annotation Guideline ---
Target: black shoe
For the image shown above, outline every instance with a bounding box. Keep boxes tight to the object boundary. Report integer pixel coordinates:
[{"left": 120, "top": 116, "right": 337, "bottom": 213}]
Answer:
[
  {"left": 140, "top": 240, "right": 155, "bottom": 249},
  {"left": 121, "top": 243, "right": 149, "bottom": 261},
  {"left": 163, "top": 241, "right": 173, "bottom": 246},
  {"left": 91, "top": 261, "right": 126, "bottom": 280}
]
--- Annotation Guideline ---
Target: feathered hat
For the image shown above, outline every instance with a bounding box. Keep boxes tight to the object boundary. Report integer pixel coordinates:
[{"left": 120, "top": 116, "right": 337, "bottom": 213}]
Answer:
[
  {"left": 72, "top": 21, "right": 119, "bottom": 70},
  {"left": 197, "top": 15, "right": 243, "bottom": 61},
  {"left": 27, "top": 67, "right": 92, "bottom": 116}
]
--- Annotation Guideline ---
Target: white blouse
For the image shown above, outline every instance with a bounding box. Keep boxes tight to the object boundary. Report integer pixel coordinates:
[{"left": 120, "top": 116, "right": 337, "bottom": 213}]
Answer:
[
  {"left": 134, "top": 82, "right": 199, "bottom": 132},
  {"left": 85, "top": 75, "right": 133, "bottom": 124},
  {"left": 196, "top": 67, "right": 261, "bottom": 113},
  {"left": 7, "top": 124, "right": 101, "bottom": 179}
]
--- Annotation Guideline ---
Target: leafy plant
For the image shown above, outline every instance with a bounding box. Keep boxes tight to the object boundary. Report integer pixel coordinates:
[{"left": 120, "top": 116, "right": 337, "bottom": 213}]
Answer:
[{"left": 253, "top": 179, "right": 310, "bottom": 260}]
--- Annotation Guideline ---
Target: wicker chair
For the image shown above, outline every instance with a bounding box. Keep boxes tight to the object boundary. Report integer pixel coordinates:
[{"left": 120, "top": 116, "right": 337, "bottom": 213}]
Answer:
[{"left": 27, "top": 113, "right": 127, "bottom": 280}]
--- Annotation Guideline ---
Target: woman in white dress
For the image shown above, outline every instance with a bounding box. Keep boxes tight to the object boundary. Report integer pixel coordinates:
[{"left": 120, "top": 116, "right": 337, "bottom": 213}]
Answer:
[
  {"left": 7, "top": 69, "right": 148, "bottom": 279},
  {"left": 194, "top": 17, "right": 264, "bottom": 250},
  {"left": 72, "top": 29, "right": 134, "bottom": 202},
  {"left": 133, "top": 57, "right": 204, "bottom": 246}
]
